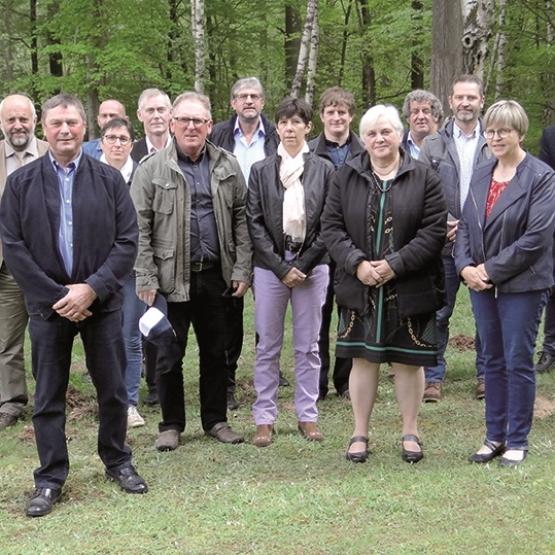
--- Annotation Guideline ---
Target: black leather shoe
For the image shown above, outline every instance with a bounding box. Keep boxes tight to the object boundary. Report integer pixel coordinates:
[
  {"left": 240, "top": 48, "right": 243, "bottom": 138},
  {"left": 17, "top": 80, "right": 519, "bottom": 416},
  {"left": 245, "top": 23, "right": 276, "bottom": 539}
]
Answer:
[
  {"left": 144, "top": 387, "right": 159, "bottom": 406},
  {"left": 346, "top": 435, "right": 369, "bottom": 463},
  {"left": 468, "top": 439, "right": 505, "bottom": 463},
  {"left": 401, "top": 434, "right": 424, "bottom": 463},
  {"left": 535, "top": 351, "right": 555, "bottom": 373},
  {"left": 106, "top": 464, "right": 148, "bottom": 494},
  {"left": 278, "top": 371, "right": 289, "bottom": 387},
  {"left": 227, "top": 388, "right": 239, "bottom": 411},
  {"left": 26, "top": 487, "right": 62, "bottom": 517}
]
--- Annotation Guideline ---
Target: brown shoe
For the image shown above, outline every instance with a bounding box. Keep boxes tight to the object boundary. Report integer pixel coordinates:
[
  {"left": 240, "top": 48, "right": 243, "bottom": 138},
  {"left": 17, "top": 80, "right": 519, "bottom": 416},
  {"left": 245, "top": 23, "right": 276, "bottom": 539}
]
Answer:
[
  {"left": 298, "top": 421, "right": 323, "bottom": 441},
  {"left": 475, "top": 380, "right": 486, "bottom": 401},
  {"left": 253, "top": 424, "right": 273, "bottom": 447},
  {"left": 155, "top": 429, "right": 180, "bottom": 452},
  {"left": 423, "top": 382, "right": 442, "bottom": 403},
  {"left": 206, "top": 422, "right": 244, "bottom": 444}
]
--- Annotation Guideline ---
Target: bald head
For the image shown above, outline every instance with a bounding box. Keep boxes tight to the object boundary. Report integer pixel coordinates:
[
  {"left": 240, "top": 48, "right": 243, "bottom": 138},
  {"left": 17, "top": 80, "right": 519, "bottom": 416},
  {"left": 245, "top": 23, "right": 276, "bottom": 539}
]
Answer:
[
  {"left": 0, "top": 94, "right": 37, "bottom": 151},
  {"left": 97, "top": 99, "right": 126, "bottom": 130}
]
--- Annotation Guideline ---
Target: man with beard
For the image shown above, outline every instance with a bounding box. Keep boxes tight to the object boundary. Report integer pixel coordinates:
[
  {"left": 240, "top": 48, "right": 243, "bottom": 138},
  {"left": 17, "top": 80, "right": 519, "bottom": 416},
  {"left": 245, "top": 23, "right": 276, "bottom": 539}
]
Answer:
[
  {"left": 419, "top": 75, "right": 490, "bottom": 402},
  {"left": 210, "top": 77, "right": 281, "bottom": 410},
  {"left": 0, "top": 94, "right": 48, "bottom": 430}
]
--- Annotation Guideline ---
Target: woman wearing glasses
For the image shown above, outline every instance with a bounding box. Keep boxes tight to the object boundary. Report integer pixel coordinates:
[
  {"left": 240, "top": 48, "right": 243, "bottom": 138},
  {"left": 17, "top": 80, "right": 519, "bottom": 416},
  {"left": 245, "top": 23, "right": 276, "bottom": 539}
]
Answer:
[
  {"left": 100, "top": 118, "right": 146, "bottom": 429},
  {"left": 247, "top": 97, "right": 333, "bottom": 447},
  {"left": 455, "top": 100, "right": 555, "bottom": 466}
]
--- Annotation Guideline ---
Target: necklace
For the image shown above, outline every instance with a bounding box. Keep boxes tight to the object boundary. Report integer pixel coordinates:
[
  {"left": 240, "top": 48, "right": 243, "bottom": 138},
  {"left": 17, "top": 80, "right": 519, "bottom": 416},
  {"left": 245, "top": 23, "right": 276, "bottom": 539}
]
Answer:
[{"left": 370, "top": 171, "right": 393, "bottom": 193}]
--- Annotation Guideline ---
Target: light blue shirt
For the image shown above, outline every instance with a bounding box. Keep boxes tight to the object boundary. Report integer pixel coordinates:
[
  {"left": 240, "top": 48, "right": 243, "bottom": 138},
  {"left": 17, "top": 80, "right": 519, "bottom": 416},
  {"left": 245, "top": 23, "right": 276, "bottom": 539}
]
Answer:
[
  {"left": 233, "top": 119, "right": 266, "bottom": 184},
  {"left": 82, "top": 138, "right": 102, "bottom": 159},
  {"left": 453, "top": 122, "right": 480, "bottom": 209},
  {"left": 50, "top": 151, "right": 82, "bottom": 276},
  {"left": 406, "top": 132, "right": 421, "bottom": 160}
]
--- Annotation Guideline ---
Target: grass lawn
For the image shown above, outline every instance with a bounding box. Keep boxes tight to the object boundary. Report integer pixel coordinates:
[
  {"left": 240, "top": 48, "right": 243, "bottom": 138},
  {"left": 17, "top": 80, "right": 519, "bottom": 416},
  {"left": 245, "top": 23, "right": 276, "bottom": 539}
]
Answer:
[{"left": 1, "top": 292, "right": 554, "bottom": 555}]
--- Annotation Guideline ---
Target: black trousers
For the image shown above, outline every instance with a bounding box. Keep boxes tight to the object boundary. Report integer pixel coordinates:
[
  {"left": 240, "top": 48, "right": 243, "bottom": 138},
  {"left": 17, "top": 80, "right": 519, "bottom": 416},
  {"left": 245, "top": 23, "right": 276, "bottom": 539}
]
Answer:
[
  {"left": 225, "top": 296, "right": 244, "bottom": 390},
  {"left": 318, "top": 262, "right": 352, "bottom": 397},
  {"left": 28, "top": 310, "right": 131, "bottom": 489},
  {"left": 158, "top": 268, "right": 229, "bottom": 433}
]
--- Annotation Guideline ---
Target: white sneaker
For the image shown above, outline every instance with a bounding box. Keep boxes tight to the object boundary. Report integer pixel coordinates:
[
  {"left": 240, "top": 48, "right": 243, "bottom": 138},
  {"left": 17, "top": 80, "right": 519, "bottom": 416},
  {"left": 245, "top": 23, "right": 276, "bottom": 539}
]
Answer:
[{"left": 127, "top": 405, "right": 145, "bottom": 428}]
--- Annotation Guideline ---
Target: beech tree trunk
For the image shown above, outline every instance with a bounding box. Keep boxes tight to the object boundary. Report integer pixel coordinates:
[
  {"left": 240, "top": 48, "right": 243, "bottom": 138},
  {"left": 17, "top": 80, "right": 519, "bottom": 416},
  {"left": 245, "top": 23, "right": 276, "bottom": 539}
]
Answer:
[
  {"left": 411, "top": 0, "right": 424, "bottom": 90},
  {"left": 290, "top": 0, "right": 318, "bottom": 98},
  {"left": 461, "top": 0, "right": 494, "bottom": 79},
  {"left": 356, "top": 0, "right": 375, "bottom": 107},
  {"left": 304, "top": 9, "right": 319, "bottom": 107},
  {"left": 191, "top": 0, "right": 206, "bottom": 94},
  {"left": 431, "top": 0, "right": 463, "bottom": 112}
]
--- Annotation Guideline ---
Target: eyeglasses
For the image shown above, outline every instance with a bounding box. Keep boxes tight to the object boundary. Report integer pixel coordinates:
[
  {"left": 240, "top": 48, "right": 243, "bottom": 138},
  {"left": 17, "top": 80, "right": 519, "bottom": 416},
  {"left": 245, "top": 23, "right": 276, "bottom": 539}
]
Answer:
[
  {"left": 235, "top": 93, "right": 262, "bottom": 102},
  {"left": 103, "top": 134, "right": 131, "bottom": 145},
  {"left": 484, "top": 128, "right": 513, "bottom": 139},
  {"left": 173, "top": 116, "right": 210, "bottom": 127}
]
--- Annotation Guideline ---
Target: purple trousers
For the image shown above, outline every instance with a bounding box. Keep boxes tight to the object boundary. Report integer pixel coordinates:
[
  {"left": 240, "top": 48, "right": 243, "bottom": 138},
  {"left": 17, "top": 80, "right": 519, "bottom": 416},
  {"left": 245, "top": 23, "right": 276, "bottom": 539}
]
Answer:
[{"left": 252, "top": 264, "right": 329, "bottom": 424}]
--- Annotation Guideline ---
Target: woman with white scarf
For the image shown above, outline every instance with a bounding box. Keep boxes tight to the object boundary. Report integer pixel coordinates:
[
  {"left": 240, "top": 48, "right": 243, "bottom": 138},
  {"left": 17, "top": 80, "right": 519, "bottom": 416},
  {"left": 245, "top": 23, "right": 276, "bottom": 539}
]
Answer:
[{"left": 247, "top": 97, "right": 334, "bottom": 447}]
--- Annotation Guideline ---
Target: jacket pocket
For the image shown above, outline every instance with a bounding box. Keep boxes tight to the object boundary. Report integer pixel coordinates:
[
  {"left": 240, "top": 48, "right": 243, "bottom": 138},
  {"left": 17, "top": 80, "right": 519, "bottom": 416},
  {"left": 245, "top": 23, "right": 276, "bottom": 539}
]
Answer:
[
  {"left": 153, "top": 246, "right": 176, "bottom": 294},
  {"left": 152, "top": 179, "right": 177, "bottom": 214},
  {"left": 334, "top": 269, "right": 369, "bottom": 315}
]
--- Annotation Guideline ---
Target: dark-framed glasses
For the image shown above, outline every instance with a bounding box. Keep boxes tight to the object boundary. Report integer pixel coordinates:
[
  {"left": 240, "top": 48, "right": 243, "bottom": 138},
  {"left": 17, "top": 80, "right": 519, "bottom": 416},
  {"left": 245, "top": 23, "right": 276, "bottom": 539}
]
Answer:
[
  {"left": 484, "top": 128, "right": 513, "bottom": 140},
  {"left": 103, "top": 134, "right": 131, "bottom": 145},
  {"left": 173, "top": 116, "right": 210, "bottom": 127}
]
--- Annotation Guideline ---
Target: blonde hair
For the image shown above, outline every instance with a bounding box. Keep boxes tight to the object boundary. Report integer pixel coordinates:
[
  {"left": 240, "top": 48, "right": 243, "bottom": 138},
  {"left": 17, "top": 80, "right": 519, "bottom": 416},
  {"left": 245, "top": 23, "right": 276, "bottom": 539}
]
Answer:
[{"left": 483, "top": 100, "right": 529, "bottom": 138}]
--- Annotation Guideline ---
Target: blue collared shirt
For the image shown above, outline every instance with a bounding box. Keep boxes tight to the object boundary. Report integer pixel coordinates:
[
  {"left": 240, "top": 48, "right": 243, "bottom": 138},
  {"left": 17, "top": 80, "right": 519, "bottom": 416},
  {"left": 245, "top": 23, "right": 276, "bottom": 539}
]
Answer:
[
  {"left": 233, "top": 119, "right": 266, "bottom": 184},
  {"left": 50, "top": 151, "right": 82, "bottom": 276},
  {"left": 406, "top": 132, "right": 421, "bottom": 160}
]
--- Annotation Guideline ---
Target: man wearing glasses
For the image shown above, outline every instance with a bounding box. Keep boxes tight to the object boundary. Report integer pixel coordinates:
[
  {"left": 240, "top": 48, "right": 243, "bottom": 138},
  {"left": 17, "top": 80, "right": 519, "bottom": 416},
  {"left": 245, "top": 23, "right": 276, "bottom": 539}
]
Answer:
[
  {"left": 211, "top": 77, "right": 282, "bottom": 410},
  {"left": 419, "top": 75, "right": 491, "bottom": 402},
  {"left": 131, "top": 92, "right": 252, "bottom": 451}
]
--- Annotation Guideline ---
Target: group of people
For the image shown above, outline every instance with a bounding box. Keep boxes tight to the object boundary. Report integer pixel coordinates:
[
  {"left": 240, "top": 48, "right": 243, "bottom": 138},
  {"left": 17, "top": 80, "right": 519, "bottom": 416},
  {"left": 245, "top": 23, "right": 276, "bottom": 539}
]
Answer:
[{"left": 0, "top": 73, "right": 553, "bottom": 518}]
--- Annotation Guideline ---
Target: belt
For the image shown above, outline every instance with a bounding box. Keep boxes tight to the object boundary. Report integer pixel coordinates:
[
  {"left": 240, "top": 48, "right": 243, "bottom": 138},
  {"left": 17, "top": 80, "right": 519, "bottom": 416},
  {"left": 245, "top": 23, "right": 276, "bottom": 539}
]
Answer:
[{"left": 190, "top": 260, "right": 217, "bottom": 273}]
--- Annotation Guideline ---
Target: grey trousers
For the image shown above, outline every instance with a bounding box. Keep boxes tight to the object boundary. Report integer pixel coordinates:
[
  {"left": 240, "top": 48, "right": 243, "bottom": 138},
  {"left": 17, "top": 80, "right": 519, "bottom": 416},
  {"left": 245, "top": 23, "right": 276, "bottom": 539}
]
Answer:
[{"left": 0, "top": 262, "right": 28, "bottom": 417}]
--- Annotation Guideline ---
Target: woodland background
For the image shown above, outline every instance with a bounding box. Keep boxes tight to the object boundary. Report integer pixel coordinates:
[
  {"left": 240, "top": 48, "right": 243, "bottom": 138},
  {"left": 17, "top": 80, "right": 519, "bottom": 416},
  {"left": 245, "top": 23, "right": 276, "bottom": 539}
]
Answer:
[{"left": 0, "top": 0, "right": 553, "bottom": 147}]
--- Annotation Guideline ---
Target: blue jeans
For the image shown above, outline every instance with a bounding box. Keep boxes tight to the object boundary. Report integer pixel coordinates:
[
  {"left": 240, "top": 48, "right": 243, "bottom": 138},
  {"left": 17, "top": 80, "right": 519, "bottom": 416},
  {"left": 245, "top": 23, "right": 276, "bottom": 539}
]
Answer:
[
  {"left": 470, "top": 289, "right": 547, "bottom": 449},
  {"left": 425, "top": 255, "right": 485, "bottom": 383},
  {"left": 540, "top": 288, "right": 555, "bottom": 355},
  {"left": 121, "top": 275, "right": 146, "bottom": 406}
]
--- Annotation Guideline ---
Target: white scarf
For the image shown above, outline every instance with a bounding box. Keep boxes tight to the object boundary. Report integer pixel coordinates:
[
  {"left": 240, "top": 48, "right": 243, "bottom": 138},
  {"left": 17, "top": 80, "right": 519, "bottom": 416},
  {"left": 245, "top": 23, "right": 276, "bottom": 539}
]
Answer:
[{"left": 278, "top": 141, "right": 309, "bottom": 242}]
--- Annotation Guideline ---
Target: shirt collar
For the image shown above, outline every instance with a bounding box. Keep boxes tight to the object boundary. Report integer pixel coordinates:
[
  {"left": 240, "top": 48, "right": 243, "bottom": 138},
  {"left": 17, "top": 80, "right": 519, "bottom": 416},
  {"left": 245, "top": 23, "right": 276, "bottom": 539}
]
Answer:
[
  {"left": 49, "top": 149, "right": 82, "bottom": 172},
  {"left": 233, "top": 117, "right": 265, "bottom": 138},
  {"left": 5, "top": 136, "right": 39, "bottom": 159},
  {"left": 453, "top": 121, "right": 480, "bottom": 140},
  {"left": 99, "top": 154, "right": 134, "bottom": 183},
  {"left": 146, "top": 134, "right": 172, "bottom": 154},
  {"left": 324, "top": 134, "right": 351, "bottom": 148}
]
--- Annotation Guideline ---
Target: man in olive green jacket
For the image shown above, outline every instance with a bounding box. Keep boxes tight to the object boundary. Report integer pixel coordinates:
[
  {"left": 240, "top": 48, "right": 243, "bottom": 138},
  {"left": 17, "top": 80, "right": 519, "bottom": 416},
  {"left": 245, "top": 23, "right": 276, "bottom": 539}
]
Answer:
[{"left": 130, "top": 91, "right": 252, "bottom": 451}]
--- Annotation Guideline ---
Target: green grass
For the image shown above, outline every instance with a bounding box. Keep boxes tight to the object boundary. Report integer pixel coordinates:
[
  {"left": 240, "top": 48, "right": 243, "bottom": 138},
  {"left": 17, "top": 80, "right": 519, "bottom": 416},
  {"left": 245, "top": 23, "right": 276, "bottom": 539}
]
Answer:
[{"left": 1, "top": 293, "right": 554, "bottom": 554}]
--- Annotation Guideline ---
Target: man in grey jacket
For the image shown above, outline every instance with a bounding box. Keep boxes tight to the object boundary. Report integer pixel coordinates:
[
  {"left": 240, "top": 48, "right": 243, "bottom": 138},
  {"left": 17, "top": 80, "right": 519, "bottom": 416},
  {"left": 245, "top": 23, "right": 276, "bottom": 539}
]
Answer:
[
  {"left": 419, "top": 74, "right": 490, "bottom": 402},
  {"left": 131, "top": 91, "right": 252, "bottom": 451}
]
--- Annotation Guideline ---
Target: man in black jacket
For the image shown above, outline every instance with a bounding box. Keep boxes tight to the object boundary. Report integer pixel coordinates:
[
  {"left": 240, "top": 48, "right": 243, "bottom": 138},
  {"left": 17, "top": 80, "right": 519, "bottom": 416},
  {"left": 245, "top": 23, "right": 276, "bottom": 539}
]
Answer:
[
  {"left": 534, "top": 124, "right": 555, "bottom": 373},
  {"left": 210, "top": 77, "right": 282, "bottom": 409},
  {"left": 0, "top": 94, "right": 147, "bottom": 517},
  {"left": 308, "top": 86, "right": 364, "bottom": 400}
]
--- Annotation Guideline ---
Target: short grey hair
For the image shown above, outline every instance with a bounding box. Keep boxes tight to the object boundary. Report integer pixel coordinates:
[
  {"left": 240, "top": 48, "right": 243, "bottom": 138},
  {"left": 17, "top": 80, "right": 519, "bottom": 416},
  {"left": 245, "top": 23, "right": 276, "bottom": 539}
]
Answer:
[
  {"left": 137, "top": 88, "right": 171, "bottom": 111},
  {"left": 402, "top": 89, "right": 443, "bottom": 122},
  {"left": 484, "top": 100, "right": 529, "bottom": 138},
  {"left": 172, "top": 91, "right": 212, "bottom": 119},
  {"left": 230, "top": 77, "right": 264, "bottom": 101},
  {"left": 0, "top": 94, "right": 37, "bottom": 121},
  {"left": 359, "top": 104, "right": 404, "bottom": 139},
  {"left": 41, "top": 93, "right": 86, "bottom": 123}
]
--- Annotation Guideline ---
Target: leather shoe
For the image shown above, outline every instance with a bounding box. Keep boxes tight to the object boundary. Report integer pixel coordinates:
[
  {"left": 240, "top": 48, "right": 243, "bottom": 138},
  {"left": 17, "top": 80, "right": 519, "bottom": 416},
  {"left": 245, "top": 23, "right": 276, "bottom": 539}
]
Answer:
[
  {"left": 106, "top": 464, "right": 148, "bottom": 494},
  {"left": 26, "top": 487, "right": 62, "bottom": 517},
  {"left": 499, "top": 448, "right": 528, "bottom": 467},
  {"left": 475, "top": 380, "right": 486, "bottom": 401},
  {"left": 535, "top": 351, "right": 555, "bottom": 373},
  {"left": 155, "top": 429, "right": 180, "bottom": 451},
  {"left": 227, "top": 388, "right": 239, "bottom": 411},
  {"left": 206, "top": 422, "right": 244, "bottom": 444},
  {"left": 253, "top": 424, "right": 273, "bottom": 447},
  {"left": 401, "top": 434, "right": 424, "bottom": 463},
  {"left": 298, "top": 421, "right": 323, "bottom": 441},
  {"left": 0, "top": 412, "right": 18, "bottom": 431},
  {"left": 144, "top": 386, "right": 159, "bottom": 406},
  {"left": 346, "top": 435, "right": 369, "bottom": 463},
  {"left": 468, "top": 439, "right": 505, "bottom": 463},
  {"left": 279, "top": 371, "right": 290, "bottom": 387}
]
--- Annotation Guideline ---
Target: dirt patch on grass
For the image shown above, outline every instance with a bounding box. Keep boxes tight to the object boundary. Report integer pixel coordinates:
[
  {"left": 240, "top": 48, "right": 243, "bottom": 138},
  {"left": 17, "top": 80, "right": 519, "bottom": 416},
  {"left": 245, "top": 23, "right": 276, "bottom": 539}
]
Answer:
[
  {"left": 67, "top": 385, "right": 97, "bottom": 420},
  {"left": 534, "top": 396, "right": 555, "bottom": 419},
  {"left": 449, "top": 334, "right": 475, "bottom": 351}
]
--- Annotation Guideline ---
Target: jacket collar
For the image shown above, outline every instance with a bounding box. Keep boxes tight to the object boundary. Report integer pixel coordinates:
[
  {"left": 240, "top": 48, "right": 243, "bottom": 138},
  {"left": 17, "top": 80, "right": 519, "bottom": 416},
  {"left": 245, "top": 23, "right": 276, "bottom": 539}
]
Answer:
[{"left": 346, "top": 148, "right": 415, "bottom": 179}]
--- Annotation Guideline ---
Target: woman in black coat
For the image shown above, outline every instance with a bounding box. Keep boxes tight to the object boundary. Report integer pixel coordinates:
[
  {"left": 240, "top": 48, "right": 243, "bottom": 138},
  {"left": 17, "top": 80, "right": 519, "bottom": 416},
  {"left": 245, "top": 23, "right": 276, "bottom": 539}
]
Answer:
[{"left": 322, "top": 104, "right": 446, "bottom": 463}]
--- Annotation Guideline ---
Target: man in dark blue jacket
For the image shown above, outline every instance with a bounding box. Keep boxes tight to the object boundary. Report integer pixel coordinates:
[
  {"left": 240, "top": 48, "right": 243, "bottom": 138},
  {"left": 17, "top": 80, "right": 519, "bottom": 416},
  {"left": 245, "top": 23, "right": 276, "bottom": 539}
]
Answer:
[{"left": 0, "top": 94, "right": 147, "bottom": 517}]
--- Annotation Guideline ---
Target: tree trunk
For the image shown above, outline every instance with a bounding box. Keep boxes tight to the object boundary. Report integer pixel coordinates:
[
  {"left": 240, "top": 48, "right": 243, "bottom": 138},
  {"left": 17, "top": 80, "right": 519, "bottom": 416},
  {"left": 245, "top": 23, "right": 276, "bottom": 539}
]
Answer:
[
  {"left": 356, "top": 0, "right": 375, "bottom": 108},
  {"left": 461, "top": 0, "right": 495, "bottom": 79},
  {"left": 431, "top": 0, "right": 463, "bottom": 113},
  {"left": 191, "top": 0, "right": 206, "bottom": 94},
  {"left": 285, "top": 4, "right": 302, "bottom": 88},
  {"left": 304, "top": 8, "right": 319, "bottom": 107},
  {"left": 46, "top": 1, "right": 63, "bottom": 89},
  {"left": 338, "top": 0, "right": 353, "bottom": 86},
  {"left": 290, "top": 0, "right": 318, "bottom": 99},
  {"left": 411, "top": 0, "right": 424, "bottom": 89},
  {"left": 547, "top": 0, "right": 554, "bottom": 44},
  {"left": 494, "top": 0, "right": 508, "bottom": 98}
]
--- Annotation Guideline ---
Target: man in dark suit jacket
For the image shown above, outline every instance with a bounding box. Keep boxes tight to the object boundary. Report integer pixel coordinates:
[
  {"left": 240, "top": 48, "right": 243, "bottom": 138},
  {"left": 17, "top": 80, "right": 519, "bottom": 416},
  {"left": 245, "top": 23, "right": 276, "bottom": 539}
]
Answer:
[
  {"left": 0, "top": 94, "right": 147, "bottom": 518},
  {"left": 308, "top": 86, "right": 364, "bottom": 400},
  {"left": 534, "top": 124, "right": 555, "bottom": 373}
]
